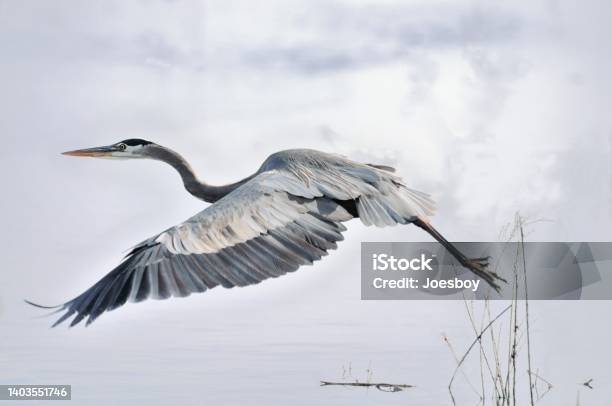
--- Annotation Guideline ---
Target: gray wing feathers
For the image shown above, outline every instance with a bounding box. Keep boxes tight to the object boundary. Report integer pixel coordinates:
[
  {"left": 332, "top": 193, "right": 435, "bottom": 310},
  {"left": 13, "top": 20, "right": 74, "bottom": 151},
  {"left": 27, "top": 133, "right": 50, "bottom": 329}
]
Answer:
[
  {"left": 47, "top": 201, "right": 347, "bottom": 326},
  {"left": 42, "top": 150, "right": 435, "bottom": 327},
  {"left": 265, "top": 151, "right": 436, "bottom": 226}
]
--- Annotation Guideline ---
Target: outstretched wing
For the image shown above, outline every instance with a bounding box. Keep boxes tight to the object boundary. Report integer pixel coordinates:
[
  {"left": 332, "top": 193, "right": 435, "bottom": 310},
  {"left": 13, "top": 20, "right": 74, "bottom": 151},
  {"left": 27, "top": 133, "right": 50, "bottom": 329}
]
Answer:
[
  {"left": 260, "top": 149, "right": 436, "bottom": 226},
  {"left": 31, "top": 151, "right": 438, "bottom": 327},
  {"left": 32, "top": 170, "right": 353, "bottom": 327}
]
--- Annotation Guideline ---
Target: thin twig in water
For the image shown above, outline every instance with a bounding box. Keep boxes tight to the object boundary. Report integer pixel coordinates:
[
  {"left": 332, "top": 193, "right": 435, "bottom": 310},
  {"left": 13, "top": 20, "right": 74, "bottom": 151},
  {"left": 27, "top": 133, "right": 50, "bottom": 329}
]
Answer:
[
  {"left": 446, "top": 214, "right": 553, "bottom": 406},
  {"left": 320, "top": 381, "right": 413, "bottom": 392},
  {"left": 442, "top": 333, "right": 482, "bottom": 399},
  {"left": 461, "top": 296, "right": 501, "bottom": 401},
  {"left": 519, "top": 216, "right": 535, "bottom": 406},
  {"left": 527, "top": 369, "right": 553, "bottom": 401},
  {"left": 466, "top": 298, "right": 497, "bottom": 384},
  {"left": 448, "top": 304, "right": 512, "bottom": 405}
]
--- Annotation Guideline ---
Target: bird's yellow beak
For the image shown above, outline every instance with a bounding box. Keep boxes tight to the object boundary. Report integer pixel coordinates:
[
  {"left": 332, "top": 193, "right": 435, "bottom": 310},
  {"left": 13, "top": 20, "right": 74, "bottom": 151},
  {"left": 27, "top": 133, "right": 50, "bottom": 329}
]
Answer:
[{"left": 62, "top": 146, "right": 115, "bottom": 157}]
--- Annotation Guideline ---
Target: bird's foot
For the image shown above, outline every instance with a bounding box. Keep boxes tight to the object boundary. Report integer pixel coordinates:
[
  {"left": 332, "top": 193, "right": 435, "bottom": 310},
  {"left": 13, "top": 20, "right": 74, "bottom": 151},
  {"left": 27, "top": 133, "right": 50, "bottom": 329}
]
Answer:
[{"left": 462, "top": 256, "right": 506, "bottom": 293}]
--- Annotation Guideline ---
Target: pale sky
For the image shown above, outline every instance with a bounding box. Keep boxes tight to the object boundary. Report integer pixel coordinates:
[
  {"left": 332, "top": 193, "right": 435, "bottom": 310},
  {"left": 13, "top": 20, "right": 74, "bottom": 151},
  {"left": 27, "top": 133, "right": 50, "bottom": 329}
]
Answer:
[{"left": 1, "top": 1, "right": 611, "bottom": 405}]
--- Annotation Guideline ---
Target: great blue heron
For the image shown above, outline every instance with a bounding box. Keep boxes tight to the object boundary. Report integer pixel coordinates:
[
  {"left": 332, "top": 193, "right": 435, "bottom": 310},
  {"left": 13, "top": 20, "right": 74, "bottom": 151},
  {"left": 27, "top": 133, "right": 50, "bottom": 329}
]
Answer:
[{"left": 28, "top": 139, "right": 503, "bottom": 327}]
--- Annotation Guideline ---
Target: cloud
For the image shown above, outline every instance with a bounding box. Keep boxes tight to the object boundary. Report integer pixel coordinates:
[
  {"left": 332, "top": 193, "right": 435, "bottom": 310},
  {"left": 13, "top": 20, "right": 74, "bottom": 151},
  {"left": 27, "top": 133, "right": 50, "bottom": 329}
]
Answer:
[{"left": 239, "top": 2, "right": 522, "bottom": 74}]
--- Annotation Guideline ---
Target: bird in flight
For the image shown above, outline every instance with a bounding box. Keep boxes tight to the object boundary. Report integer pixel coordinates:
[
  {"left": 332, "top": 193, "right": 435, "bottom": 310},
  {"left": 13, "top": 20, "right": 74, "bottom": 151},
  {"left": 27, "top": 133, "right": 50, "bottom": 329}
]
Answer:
[{"left": 28, "top": 139, "right": 503, "bottom": 327}]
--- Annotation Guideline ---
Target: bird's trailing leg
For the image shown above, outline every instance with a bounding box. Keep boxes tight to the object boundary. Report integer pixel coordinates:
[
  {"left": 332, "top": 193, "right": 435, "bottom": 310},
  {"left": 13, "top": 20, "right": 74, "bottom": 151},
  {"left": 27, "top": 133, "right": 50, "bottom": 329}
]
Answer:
[{"left": 413, "top": 218, "right": 506, "bottom": 292}]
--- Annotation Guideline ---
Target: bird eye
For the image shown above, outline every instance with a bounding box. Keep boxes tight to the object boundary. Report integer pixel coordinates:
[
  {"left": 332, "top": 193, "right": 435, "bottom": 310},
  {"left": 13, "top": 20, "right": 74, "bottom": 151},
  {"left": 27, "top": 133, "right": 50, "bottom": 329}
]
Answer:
[{"left": 117, "top": 143, "right": 127, "bottom": 151}]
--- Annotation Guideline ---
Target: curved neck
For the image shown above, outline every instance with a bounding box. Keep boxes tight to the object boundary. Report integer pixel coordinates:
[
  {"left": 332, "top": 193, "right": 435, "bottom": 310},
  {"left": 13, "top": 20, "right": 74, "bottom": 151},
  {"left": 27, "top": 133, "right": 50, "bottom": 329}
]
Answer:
[{"left": 153, "top": 147, "right": 255, "bottom": 203}]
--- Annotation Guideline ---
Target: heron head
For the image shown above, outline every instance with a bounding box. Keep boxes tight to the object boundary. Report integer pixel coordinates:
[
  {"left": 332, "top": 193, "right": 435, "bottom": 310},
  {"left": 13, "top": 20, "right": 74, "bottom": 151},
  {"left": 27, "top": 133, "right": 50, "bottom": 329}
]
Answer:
[{"left": 62, "top": 139, "right": 157, "bottom": 159}]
